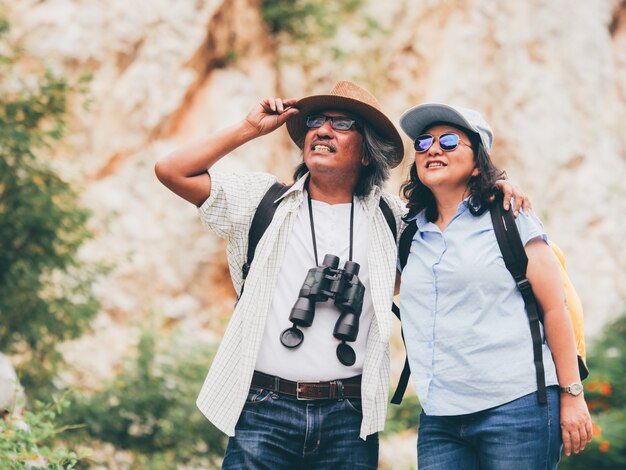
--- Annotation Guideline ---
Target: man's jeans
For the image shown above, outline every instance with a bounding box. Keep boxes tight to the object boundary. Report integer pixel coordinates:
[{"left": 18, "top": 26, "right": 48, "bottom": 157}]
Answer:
[
  {"left": 222, "top": 386, "right": 378, "bottom": 469},
  {"left": 417, "top": 386, "right": 562, "bottom": 470}
]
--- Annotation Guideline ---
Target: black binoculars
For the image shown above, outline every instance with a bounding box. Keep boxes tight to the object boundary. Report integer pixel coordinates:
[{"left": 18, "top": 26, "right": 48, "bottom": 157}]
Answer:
[{"left": 280, "top": 254, "right": 365, "bottom": 366}]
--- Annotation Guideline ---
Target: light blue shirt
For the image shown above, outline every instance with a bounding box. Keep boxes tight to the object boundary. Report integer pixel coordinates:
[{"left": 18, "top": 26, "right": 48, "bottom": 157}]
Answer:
[{"left": 399, "top": 200, "right": 558, "bottom": 416}]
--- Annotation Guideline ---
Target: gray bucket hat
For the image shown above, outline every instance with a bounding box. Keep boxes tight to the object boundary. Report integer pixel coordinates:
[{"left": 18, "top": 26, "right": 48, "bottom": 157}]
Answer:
[{"left": 399, "top": 103, "right": 494, "bottom": 151}]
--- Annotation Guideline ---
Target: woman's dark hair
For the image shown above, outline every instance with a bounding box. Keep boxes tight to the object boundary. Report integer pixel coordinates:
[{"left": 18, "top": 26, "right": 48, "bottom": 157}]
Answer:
[
  {"left": 293, "top": 121, "right": 396, "bottom": 196},
  {"left": 400, "top": 126, "right": 506, "bottom": 222}
]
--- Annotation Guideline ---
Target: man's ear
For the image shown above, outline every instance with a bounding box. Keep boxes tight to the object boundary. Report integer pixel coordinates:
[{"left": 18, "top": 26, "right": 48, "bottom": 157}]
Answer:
[
  {"left": 471, "top": 167, "right": 480, "bottom": 177},
  {"left": 361, "top": 156, "right": 370, "bottom": 166}
]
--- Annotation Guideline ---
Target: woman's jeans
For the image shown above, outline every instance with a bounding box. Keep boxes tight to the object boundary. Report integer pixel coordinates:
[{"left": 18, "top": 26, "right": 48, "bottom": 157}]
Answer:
[
  {"left": 418, "top": 386, "right": 562, "bottom": 470},
  {"left": 222, "top": 386, "right": 378, "bottom": 469}
]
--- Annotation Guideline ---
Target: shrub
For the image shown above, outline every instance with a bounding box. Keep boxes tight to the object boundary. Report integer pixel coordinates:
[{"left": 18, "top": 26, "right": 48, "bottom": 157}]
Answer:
[
  {"left": 260, "top": 0, "right": 362, "bottom": 40},
  {"left": 65, "top": 330, "right": 226, "bottom": 468},
  {"left": 0, "top": 394, "right": 85, "bottom": 469},
  {"left": 560, "top": 312, "right": 626, "bottom": 468},
  {"left": 0, "top": 12, "right": 99, "bottom": 399},
  {"left": 383, "top": 394, "right": 421, "bottom": 435}
]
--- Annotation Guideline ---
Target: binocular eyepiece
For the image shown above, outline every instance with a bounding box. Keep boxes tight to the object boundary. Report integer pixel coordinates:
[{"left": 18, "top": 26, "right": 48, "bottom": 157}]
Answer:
[{"left": 280, "top": 254, "right": 365, "bottom": 366}]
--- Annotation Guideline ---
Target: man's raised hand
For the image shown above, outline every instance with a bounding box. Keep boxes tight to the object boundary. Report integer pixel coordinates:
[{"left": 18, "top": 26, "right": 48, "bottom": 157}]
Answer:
[{"left": 244, "top": 98, "right": 300, "bottom": 136}]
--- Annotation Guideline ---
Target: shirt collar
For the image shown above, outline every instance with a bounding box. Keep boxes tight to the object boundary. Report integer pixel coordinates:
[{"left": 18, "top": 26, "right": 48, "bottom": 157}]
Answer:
[
  {"left": 360, "top": 184, "right": 383, "bottom": 216},
  {"left": 273, "top": 172, "right": 309, "bottom": 203},
  {"left": 409, "top": 198, "right": 471, "bottom": 231}
]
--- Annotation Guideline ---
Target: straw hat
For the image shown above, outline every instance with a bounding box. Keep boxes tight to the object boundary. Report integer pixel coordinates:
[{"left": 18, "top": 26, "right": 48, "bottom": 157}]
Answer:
[{"left": 286, "top": 80, "right": 404, "bottom": 167}]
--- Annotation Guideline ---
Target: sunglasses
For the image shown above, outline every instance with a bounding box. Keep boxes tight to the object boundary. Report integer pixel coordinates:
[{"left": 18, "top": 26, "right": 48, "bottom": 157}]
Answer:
[
  {"left": 414, "top": 133, "right": 472, "bottom": 153},
  {"left": 306, "top": 114, "right": 359, "bottom": 131}
]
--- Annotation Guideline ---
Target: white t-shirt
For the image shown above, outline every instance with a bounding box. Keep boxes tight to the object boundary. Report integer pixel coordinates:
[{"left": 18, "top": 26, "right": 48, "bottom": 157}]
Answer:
[{"left": 255, "top": 192, "right": 373, "bottom": 381}]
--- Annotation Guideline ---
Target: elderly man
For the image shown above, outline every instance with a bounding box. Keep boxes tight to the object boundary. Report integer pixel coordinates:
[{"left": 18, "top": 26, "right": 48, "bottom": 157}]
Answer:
[{"left": 155, "top": 81, "right": 521, "bottom": 469}]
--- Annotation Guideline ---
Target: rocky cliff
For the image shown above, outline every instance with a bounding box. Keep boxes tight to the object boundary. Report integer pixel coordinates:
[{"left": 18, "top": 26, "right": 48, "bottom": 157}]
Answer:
[{"left": 6, "top": 0, "right": 626, "bottom": 395}]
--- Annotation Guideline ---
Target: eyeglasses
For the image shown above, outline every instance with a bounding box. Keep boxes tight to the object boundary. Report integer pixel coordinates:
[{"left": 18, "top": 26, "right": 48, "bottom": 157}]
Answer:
[
  {"left": 414, "top": 133, "right": 472, "bottom": 153},
  {"left": 306, "top": 114, "right": 359, "bottom": 131}
]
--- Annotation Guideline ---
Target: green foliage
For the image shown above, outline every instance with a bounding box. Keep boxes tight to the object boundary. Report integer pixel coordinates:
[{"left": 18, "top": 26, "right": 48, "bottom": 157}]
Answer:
[
  {"left": 260, "top": 0, "right": 363, "bottom": 41},
  {"left": 0, "top": 394, "right": 85, "bottom": 469},
  {"left": 383, "top": 394, "right": 421, "bottom": 435},
  {"left": 0, "top": 15, "right": 99, "bottom": 397},
  {"left": 560, "top": 312, "right": 626, "bottom": 468},
  {"left": 64, "top": 330, "right": 226, "bottom": 468}
]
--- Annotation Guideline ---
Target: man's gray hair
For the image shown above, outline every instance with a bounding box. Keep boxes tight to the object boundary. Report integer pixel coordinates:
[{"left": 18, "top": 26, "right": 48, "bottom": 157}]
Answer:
[{"left": 292, "top": 122, "right": 397, "bottom": 196}]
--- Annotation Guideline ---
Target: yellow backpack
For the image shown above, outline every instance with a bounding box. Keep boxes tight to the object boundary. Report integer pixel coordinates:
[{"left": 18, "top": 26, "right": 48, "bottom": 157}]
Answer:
[{"left": 550, "top": 241, "right": 587, "bottom": 370}]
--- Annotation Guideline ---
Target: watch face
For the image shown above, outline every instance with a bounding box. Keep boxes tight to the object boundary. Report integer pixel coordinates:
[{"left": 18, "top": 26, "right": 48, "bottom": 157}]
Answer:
[{"left": 570, "top": 383, "right": 584, "bottom": 395}]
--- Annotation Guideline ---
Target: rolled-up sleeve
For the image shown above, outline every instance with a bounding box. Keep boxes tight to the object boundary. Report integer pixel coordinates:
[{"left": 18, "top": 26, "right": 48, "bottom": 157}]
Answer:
[
  {"left": 198, "top": 171, "right": 278, "bottom": 241},
  {"left": 515, "top": 209, "right": 548, "bottom": 246}
]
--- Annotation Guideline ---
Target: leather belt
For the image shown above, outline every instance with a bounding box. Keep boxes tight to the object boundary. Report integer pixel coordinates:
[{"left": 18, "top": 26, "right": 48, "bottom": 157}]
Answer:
[{"left": 251, "top": 371, "right": 362, "bottom": 400}]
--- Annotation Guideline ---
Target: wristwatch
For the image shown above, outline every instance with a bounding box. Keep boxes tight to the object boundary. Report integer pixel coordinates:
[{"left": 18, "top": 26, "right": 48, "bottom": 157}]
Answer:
[{"left": 559, "top": 382, "right": 584, "bottom": 396}]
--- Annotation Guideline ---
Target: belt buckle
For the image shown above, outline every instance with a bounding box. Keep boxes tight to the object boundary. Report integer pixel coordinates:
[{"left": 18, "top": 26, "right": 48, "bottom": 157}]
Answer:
[{"left": 296, "top": 381, "right": 321, "bottom": 400}]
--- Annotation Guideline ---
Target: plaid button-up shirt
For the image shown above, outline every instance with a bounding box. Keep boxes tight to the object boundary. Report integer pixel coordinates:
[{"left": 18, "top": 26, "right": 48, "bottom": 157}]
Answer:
[{"left": 195, "top": 171, "right": 405, "bottom": 439}]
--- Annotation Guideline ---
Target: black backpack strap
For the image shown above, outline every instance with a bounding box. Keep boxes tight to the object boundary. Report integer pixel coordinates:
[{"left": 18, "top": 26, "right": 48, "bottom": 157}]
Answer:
[
  {"left": 377, "top": 196, "right": 414, "bottom": 404},
  {"left": 391, "top": 300, "right": 411, "bottom": 404},
  {"left": 240, "top": 182, "right": 289, "bottom": 296},
  {"left": 490, "top": 193, "right": 547, "bottom": 405},
  {"left": 390, "top": 219, "right": 418, "bottom": 404},
  {"left": 378, "top": 197, "right": 397, "bottom": 241},
  {"left": 398, "top": 220, "right": 417, "bottom": 270}
]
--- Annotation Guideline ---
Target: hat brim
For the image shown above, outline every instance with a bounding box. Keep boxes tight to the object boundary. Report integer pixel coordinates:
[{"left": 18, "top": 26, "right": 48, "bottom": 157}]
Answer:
[
  {"left": 399, "top": 104, "right": 478, "bottom": 141},
  {"left": 286, "top": 95, "right": 404, "bottom": 168}
]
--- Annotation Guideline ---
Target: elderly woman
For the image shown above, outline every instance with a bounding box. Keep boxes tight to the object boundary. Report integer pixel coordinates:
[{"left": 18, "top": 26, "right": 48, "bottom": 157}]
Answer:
[{"left": 397, "top": 104, "right": 592, "bottom": 469}]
